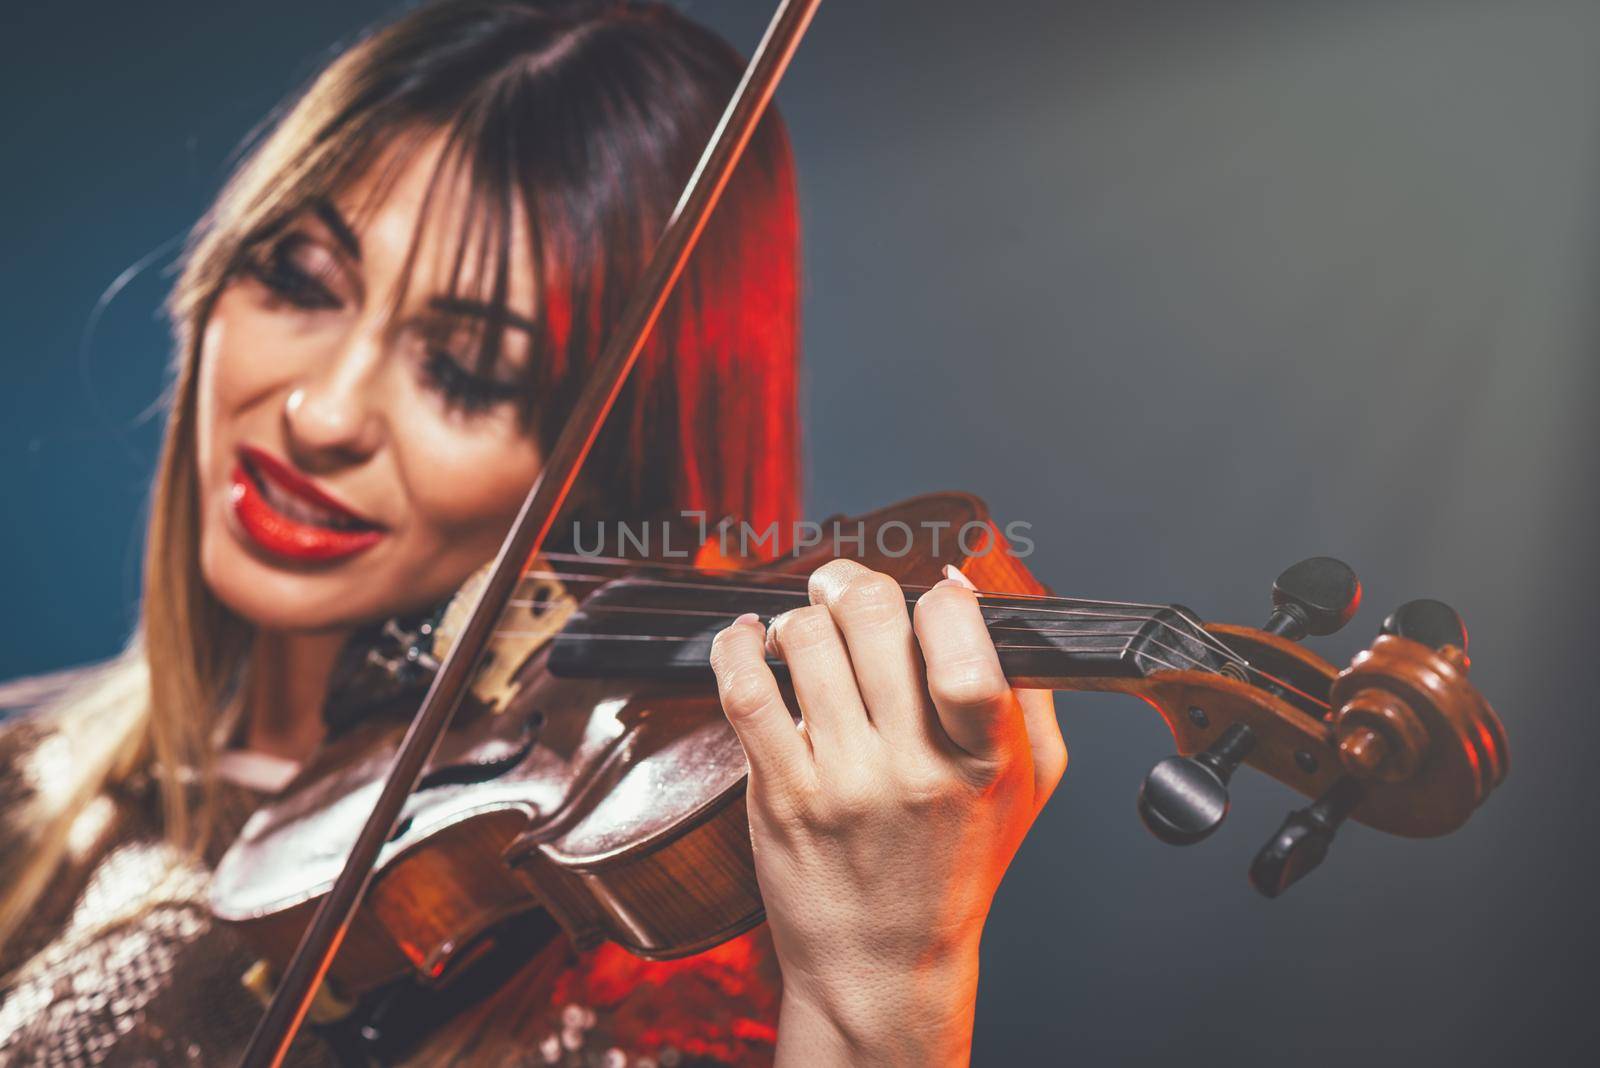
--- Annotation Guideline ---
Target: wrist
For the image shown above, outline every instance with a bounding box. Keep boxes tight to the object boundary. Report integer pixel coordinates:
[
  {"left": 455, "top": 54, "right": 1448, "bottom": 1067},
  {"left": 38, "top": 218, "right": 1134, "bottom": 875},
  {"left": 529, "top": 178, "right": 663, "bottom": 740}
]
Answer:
[{"left": 775, "top": 944, "right": 982, "bottom": 1067}]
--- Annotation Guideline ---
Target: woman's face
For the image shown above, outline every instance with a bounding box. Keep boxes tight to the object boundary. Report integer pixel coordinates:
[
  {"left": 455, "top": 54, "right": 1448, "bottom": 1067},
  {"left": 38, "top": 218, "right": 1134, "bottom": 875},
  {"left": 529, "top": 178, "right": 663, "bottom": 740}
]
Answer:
[{"left": 195, "top": 136, "right": 545, "bottom": 633}]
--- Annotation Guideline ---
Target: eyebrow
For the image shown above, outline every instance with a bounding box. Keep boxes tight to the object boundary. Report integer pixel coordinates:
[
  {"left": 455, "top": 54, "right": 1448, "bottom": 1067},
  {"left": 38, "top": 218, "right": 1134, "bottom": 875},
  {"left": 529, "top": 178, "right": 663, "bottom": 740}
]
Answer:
[
  {"left": 311, "top": 199, "right": 362, "bottom": 261},
  {"left": 429, "top": 296, "right": 540, "bottom": 336}
]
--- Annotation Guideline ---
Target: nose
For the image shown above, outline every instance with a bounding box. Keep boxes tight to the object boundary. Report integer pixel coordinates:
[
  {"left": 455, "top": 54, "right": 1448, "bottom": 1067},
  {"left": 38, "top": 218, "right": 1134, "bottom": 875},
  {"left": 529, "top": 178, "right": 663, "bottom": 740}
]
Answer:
[{"left": 282, "top": 333, "right": 386, "bottom": 471}]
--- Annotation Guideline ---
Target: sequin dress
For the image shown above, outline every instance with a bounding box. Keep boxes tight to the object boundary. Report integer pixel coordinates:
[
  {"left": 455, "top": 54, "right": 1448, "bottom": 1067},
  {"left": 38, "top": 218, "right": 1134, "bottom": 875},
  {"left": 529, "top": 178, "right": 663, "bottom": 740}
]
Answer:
[{"left": 0, "top": 687, "right": 783, "bottom": 1067}]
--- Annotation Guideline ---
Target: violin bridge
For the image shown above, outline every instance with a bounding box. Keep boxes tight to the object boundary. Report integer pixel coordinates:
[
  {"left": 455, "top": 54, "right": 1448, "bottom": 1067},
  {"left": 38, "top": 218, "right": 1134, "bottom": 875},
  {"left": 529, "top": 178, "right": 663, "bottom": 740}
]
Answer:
[{"left": 435, "top": 562, "right": 578, "bottom": 714}]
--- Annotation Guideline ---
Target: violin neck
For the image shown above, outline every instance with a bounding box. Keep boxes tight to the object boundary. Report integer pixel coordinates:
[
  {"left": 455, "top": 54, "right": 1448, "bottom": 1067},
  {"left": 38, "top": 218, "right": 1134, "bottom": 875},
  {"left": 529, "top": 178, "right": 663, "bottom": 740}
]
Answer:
[{"left": 545, "top": 573, "right": 1231, "bottom": 689}]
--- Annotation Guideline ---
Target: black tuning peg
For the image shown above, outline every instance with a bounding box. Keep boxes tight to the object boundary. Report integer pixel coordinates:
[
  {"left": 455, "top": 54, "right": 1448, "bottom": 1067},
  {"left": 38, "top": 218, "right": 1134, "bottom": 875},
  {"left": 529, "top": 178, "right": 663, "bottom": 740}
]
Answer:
[
  {"left": 1380, "top": 598, "right": 1467, "bottom": 654},
  {"left": 1263, "top": 557, "right": 1361, "bottom": 641},
  {"left": 1248, "top": 777, "right": 1365, "bottom": 897},
  {"left": 1138, "top": 723, "right": 1257, "bottom": 845}
]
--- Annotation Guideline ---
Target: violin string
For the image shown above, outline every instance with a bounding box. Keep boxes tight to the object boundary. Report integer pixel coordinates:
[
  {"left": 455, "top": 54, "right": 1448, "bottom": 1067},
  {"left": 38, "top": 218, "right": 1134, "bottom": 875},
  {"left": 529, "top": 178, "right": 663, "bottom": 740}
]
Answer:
[
  {"left": 516, "top": 569, "right": 1254, "bottom": 672},
  {"left": 530, "top": 627, "right": 1329, "bottom": 709},
  {"left": 508, "top": 593, "right": 1159, "bottom": 628},
  {"left": 508, "top": 595, "right": 1157, "bottom": 637},
  {"left": 520, "top": 558, "right": 1255, "bottom": 672},
  {"left": 507, "top": 551, "right": 1314, "bottom": 700},
  {"left": 519, "top": 572, "right": 1181, "bottom": 631},
  {"left": 515, "top": 574, "right": 1223, "bottom": 665},
  {"left": 502, "top": 599, "right": 1212, "bottom": 675},
  {"left": 523, "top": 630, "right": 1213, "bottom": 680},
  {"left": 496, "top": 592, "right": 1328, "bottom": 710},
  {"left": 498, "top": 625, "right": 1146, "bottom": 645},
  {"left": 1126, "top": 636, "right": 1200, "bottom": 676},
  {"left": 539, "top": 629, "right": 1147, "bottom": 654}
]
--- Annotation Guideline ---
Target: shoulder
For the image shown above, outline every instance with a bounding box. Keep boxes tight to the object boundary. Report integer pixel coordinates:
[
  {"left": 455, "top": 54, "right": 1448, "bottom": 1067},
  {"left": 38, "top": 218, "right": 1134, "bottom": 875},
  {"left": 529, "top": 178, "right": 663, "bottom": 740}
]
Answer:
[
  {"left": 0, "top": 665, "right": 95, "bottom": 814},
  {"left": 0, "top": 654, "right": 150, "bottom": 959},
  {"left": 0, "top": 655, "right": 147, "bottom": 806},
  {"left": 0, "top": 653, "right": 147, "bottom": 731},
  {"left": 0, "top": 649, "right": 150, "bottom": 797},
  {"left": 0, "top": 662, "right": 107, "bottom": 720}
]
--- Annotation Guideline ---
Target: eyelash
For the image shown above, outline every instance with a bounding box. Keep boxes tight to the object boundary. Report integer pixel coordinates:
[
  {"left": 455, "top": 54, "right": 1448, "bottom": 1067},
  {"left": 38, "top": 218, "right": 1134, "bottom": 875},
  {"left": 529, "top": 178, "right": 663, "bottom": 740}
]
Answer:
[
  {"left": 241, "top": 236, "right": 524, "bottom": 416},
  {"left": 242, "top": 238, "right": 343, "bottom": 312},
  {"left": 421, "top": 349, "right": 524, "bottom": 415}
]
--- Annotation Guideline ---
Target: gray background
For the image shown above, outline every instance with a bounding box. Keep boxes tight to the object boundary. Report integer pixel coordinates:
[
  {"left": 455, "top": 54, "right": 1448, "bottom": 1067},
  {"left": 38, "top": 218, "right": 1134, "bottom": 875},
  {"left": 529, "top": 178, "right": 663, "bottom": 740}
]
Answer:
[{"left": 4, "top": 1, "right": 1596, "bottom": 1063}]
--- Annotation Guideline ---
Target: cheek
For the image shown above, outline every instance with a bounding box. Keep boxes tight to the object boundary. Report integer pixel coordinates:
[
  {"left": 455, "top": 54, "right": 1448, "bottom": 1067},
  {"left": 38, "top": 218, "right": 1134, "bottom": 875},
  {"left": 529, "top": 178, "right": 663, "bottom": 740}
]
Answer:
[
  {"left": 397, "top": 416, "right": 543, "bottom": 555},
  {"left": 195, "top": 291, "right": 289, "bottom": 478}
]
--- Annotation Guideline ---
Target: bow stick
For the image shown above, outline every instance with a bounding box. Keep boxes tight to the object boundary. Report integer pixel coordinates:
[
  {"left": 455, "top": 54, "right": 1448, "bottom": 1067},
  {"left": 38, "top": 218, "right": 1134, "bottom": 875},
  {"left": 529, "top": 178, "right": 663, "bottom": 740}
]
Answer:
[{"left": 238, "top": 1, "right": 824, "bottom": 1062}]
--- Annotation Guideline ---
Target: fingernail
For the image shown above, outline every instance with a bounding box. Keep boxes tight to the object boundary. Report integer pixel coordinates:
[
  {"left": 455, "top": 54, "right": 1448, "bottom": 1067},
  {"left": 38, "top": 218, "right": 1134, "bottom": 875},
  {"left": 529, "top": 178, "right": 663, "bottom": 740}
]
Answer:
[
  {"left": 941, "top": 564, "right": 979, "bottom": 591},
  {"left": 734, "top": 612, "right": 763, "bottom": 628}
]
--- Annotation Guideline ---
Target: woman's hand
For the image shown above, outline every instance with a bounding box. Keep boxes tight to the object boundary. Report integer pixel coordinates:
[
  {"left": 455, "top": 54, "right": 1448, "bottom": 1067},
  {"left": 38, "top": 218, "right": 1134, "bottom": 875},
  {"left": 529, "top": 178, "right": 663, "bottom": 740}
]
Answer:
[{"left": 709, "top": 559, "right": 1067, "bottom": 1066}]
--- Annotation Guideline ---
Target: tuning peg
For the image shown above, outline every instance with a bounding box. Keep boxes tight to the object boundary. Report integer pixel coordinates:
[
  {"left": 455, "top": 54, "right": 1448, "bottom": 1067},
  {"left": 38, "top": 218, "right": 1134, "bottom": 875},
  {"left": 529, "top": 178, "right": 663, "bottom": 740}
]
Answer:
[
  {"left": 1248, "top": 777, "right": 1365, "bottom": 897},
  {"left": 1137, "top": 723, "right": 1256, "bottom": 845},
  {"left": 1262, "top": 557, "right": 1361, "bottom": 640},
  {"left": 1380, "top": 598, "right": 1467, "bottom": 656}
]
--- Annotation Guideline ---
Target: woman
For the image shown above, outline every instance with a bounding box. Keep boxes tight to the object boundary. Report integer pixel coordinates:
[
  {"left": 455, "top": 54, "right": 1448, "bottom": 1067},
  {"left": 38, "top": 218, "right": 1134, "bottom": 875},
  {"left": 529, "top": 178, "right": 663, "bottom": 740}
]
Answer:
[{"left": 0, "top": 1, "right": 1066, "bottom": 1064}]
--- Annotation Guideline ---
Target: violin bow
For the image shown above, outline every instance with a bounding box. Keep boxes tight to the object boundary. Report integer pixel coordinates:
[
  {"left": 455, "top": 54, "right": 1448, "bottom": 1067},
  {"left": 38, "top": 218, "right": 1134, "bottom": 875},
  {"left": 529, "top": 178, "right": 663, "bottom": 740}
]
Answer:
[{"left": 238, "top": 1, "right": 825, "bottom": 1062}]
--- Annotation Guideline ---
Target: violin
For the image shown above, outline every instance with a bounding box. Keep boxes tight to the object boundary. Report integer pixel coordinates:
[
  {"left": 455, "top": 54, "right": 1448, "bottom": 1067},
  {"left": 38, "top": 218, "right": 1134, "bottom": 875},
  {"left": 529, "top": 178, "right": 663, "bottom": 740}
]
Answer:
[
  {"left": 212, "top": 491, "right": 1507, "bottom": 1004},
  {"left": 220, "top": 0, "right": 1506, "bottom": 1061}
]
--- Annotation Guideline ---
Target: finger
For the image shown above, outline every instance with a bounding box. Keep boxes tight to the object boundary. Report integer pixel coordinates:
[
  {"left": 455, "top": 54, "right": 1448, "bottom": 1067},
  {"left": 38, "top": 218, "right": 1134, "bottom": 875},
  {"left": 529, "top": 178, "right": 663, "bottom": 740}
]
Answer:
[
  {"left": 806, "top": 559, "right": 930, "bottom": 745},
  {"left": 1016, "top": 688, "right": 1068, "bottom": 816},
  {"left": 939, "top": 568, "right": 1067, "bottom": 811},
  {"left": 710, "top": 614, "right": 811, "bottom": 786},
  {"left": 765, "top": 602, "right": 872, "bottom": 761},
  {"left": 913, "top": 579, "right": 1024, "bottom": 760}
]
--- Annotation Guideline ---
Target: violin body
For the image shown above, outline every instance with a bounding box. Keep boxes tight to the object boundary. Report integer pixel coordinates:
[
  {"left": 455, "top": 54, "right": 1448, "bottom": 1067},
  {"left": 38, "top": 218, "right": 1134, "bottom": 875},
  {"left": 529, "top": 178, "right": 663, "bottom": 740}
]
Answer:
[
  {"left": 211, "top": 493, "right": 1044, "bottom": 996},
  {"left": 211, "top": 492, "right": 1507, "bottom": 1002}
]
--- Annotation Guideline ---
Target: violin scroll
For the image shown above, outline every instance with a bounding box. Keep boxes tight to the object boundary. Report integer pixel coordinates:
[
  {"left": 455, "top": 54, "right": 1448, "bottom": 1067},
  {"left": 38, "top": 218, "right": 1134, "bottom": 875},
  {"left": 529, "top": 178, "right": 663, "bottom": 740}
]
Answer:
[
  {"left": 1117, "top": 552, "right": 1505, "bottom": 897},
  {"left": 1244, "top": 596, "right": 1503, "bottom": 896}
]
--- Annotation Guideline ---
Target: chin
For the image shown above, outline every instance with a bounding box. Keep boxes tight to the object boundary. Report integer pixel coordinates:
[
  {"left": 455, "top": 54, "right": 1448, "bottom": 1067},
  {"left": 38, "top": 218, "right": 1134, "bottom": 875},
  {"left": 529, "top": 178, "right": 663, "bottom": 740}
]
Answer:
[{"left": 198, "top": 530, "right": 388, "bottom": 634}]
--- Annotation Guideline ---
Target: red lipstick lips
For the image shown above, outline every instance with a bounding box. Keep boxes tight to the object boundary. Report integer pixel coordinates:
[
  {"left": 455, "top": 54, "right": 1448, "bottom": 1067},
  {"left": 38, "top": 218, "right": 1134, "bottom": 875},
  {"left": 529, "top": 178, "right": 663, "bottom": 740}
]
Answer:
[{"left": 230, "top": 446, "right": 385, "bottom": 563}]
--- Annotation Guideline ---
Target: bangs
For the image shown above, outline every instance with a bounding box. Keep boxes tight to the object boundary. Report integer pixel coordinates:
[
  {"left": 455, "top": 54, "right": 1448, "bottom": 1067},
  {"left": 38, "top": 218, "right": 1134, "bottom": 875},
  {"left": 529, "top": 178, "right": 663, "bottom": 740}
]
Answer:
[
  {"left": 356, "top": 46, "right": 678, "bottom": 437},
  {"left": 376, "top": 114, "right": 546, "bottom": 427},
  {"left": 228, "top": 100, "right": 575, "bottom": 433}
]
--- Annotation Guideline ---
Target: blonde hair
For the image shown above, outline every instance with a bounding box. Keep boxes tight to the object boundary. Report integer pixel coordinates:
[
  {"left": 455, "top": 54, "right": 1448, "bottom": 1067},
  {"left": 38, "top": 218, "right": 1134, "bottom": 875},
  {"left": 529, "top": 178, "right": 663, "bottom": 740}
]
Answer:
[
  {"left": 1, "top": 0, "right": 801, "bottom": 959},
  {"left": 0, "top": 35, "right": 445, "bottom": 951},
  {"left": 0, "top": 39, "right": 396, "bottom": 949}
]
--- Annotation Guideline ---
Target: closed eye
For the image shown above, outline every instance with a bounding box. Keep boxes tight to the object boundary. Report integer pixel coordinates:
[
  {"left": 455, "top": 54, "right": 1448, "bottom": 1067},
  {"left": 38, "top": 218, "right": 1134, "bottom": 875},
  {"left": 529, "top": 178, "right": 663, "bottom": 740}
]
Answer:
[
  {"left": 420, "top": 348, "right": 523, "bottom": 415},
  {"left": 241, "top": 235, "right": 345, "bottom": 312}
]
